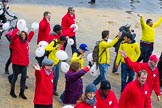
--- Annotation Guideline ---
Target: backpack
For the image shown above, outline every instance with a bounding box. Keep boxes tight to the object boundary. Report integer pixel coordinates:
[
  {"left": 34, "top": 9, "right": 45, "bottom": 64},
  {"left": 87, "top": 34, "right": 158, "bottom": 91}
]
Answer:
[
  {"left": 44, "top": 40, "right": 57, "bottom": 57},
  {"left": 92, "top": 41, "right": 106, "bottom": 63}
]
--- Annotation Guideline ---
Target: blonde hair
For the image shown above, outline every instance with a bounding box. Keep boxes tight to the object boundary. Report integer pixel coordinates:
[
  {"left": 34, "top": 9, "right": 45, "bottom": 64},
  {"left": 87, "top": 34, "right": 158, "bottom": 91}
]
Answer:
[{"left": 76, "top": 93, "right": 87, "bottom": 103}]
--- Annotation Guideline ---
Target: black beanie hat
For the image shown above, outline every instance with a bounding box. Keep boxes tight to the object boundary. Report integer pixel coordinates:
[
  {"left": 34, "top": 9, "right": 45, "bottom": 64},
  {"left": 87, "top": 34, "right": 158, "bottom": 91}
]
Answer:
[
  {"left": 53, "top": 24, "right": 62, "bottom": 32},
  {"left": 100, "top": 80, "right": 111, "bottom": 90},
  {"left": 59, "top": 36, "right": 67, "bottom": 41}
]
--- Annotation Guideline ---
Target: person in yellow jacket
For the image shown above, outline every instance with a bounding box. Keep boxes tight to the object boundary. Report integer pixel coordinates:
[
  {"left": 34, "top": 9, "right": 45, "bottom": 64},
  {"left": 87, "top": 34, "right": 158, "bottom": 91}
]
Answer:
[
  {"left": 137, "top": 14, "right": 162, "bottom": 62},
  {"left": 92, "top": 30, "right": 122, "bottom": 86},
  {"left": 45, "top": 36, "right": 66, "bottom": 96},
  {"left": 115, "top": 32, "right": 141, "bottom": 92},
  {"left": 71, "top": 43, "right": 89, "bottom": 68}
]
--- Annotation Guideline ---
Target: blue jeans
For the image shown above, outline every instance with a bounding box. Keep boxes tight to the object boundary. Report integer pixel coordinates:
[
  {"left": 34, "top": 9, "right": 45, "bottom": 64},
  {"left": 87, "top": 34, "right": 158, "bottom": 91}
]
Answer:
[
  {"left": 121, "top": 63, "right": 135, "bottom": 92},
  {"left": 138, "top": 42, "right": 153, "bottom": 62},
  {"left": 93, "top": 64, "right": 109, "bottom": 86},
  {"left": 53, "top": 62, "right": 60, "bottom": 92}
]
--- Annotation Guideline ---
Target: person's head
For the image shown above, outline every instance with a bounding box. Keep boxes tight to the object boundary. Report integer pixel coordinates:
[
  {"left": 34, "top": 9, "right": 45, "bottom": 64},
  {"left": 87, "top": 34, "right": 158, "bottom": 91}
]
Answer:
[
  {"left": 2, "top": 0, "right": 8, "bottom": 6},
  {"left": 18, "top": 31, "right": 28, "bottom": 42},
  {"left": 124, "top": 33, "right": 133, "bottom": 43},
  {"left": 123, "top": 22, "right": 131, "bottom": 30},
  {"left": 58, "top": 36, "right": 66, "bottom": 45},
  {"left": 137, "top": 70, "right": 148, "bottom": 86},
  {"left": 102, "top": 30, "right": 109, "bottom": 41},
  {"left": 146, "top": 19, "right": 153, "bottom": 27},
  {"left": 42, "top": 57, "right": 54, "bottom": 72},
  {"left": 53, "top": 24, "right": 62, "bottom": 34},
  {"left": 43, "top": 11, "right": 51, "bottom": 21},
  {"left": 69, "top": 62, "right": 81, "bottom": 72},
  {"left": 68, "top": 6, "right": 75, "bottom": 15},
  {"left": 100, "top": 80, "right": 111, "bottom": 96},
  {"left": 149, "top": 55, "right": 159, "bottom": 67},
  {"left": 85, "top": 83, "right": 96, "bottom": 100},
  {"left": 79, "top": 43, "right": 89, "bottom": 54}
]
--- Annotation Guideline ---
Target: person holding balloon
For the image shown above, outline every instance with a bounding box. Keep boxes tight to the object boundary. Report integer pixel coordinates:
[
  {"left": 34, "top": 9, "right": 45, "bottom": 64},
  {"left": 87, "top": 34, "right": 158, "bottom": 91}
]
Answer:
[
  {"left": 61, "top": 62, "right": 90, "bottom": 105},
  {"left": 71, "top": 43, "right": 89, "bottom": 68},
  {"left": 45, "top": 36, "right": 67, "bottom": 96},
  {"left": 8, "top": 27, "right": 34, "bottom": 99}
]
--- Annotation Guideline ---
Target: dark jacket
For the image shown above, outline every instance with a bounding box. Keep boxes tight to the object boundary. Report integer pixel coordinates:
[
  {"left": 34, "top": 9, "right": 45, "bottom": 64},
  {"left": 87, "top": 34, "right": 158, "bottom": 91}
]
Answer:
[{"left": 62, "top": 69, "right": 86, "bottom": 104}]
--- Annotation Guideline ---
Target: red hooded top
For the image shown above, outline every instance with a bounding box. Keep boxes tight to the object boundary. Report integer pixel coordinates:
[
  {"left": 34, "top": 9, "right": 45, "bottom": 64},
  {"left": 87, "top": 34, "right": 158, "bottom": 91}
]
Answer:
[
  {"left": 61, "top": 12, "right": 75, "bottom": 37},
  {"left": 119, "top": 80, "right": 152, "bottom": 108},
  {"left": 11, "top": 30, "right": 34, "bottom": 66},
  {"left": 124, "top": 57, "right": 160, "bottom": 96},
  {"left": 33, "top": 67, "right": 54, "bottom": 105},
  {"left": 37, "top": 17, "right": 51, "bottom": 44},
  {"left": 96, "top": 90, "right": 119, "bottom": 108}
]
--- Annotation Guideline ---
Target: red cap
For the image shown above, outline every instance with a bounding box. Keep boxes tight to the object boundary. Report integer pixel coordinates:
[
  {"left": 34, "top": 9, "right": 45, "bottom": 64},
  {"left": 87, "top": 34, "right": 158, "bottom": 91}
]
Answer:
[{"left": 149, "top": 55, "right": 159, "bottom": 63}]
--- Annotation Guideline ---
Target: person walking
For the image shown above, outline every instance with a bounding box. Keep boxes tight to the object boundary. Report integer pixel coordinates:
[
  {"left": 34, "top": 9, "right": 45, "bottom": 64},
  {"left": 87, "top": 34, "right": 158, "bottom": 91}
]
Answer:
[
  {"left": 45, "top": 36, "right": 66, "bottom": 96},
  {"left": 115, "top": 33, "right": 140, "bottom": 92},
  {"left": 120, "top": 50, "right": 161, "bottom": 101},
  {"left": 119, "top": 70, "right": 152, "bottom": 108},
  {"left": 137, "top": 14, "right": 162, "bottom": 62},
  {"left": 92, "top": 30, "right": 122, "bottom": 86},
  {"left": 61, "top": 7, "right": 77, "bottom": 54},
  {"left": 33, "top": 57, "right": 54, "bottom": 108},
  {"left": 37, "top": 11, "right": 51, "bottom": 44}
]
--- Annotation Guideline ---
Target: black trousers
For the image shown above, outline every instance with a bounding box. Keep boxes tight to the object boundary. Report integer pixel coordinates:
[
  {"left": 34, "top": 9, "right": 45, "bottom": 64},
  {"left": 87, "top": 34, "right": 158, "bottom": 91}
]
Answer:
[
  {"left": 157, "top": 53, "right": 162, "bottom": 87},
  {"left": 5, "top": 48, "right": 12, "bottom": 70},
  {"left": 34, "top": 104, "right": 53, "bottom": 108},
  {"left": 10, "top": 64, "right": 27, "bottom": 90},
  {"left": 0, "top": 15, "right": 7, "bottom": 23},
  {"left": 64, "top": 36, "right": 77, "bottom": 54}
]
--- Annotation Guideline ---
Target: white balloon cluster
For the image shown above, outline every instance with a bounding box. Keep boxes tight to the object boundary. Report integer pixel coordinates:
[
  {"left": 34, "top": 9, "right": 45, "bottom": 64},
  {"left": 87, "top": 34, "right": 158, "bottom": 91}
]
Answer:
[
  {"left": 35, "top": 41, "right": 48, "bottom": 57},
  {"left": 16, "top": 19, "right": 39, "bottom": 32}
]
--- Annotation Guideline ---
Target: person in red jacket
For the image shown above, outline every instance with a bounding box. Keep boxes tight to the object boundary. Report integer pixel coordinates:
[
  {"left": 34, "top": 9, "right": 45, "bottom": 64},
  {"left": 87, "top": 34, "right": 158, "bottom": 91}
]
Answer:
[
  {"left": 119, "top": 50, "right": 161, "bottom": 101},
  {"left": 9, "top": 29, "right": 34, "bottom": 99},
  {"left": 61, "top": 7, "right": 77, "bottom": 54},
  {"left": 37, "top": 11, "right": 51, "bottom": 44},
  {"left": 33, "top": 57, "right": 54, "bottom": 108},
  {"left": 96, "top": 80, "right": 119, "bottom": 108},
  {"left": 75, "top": 83, "right": 97, "bottom": 108},
  {"left": 119, "top": 70, "right": 152, "bottom": 108}
]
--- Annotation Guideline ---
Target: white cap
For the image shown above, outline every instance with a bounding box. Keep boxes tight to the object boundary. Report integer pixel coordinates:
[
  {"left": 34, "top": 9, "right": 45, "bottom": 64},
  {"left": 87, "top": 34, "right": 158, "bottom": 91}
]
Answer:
[{"left": 123, "top": 22, "right": 131, "bottom": 28}]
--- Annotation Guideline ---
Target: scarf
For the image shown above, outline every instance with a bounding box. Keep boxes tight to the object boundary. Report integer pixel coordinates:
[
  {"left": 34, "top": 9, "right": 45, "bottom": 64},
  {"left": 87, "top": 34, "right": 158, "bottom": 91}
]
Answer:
[{"left": 85, "top": 97, "right": 96, "bottom": 106}]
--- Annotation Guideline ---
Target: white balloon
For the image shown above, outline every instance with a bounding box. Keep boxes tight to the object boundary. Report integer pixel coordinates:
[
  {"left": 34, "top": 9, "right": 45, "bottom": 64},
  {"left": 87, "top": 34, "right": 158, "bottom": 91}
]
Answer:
[
  {"left": 35, "top": 47, "right": 45, "bottom": 57},
  {"left": 87, "top": 53, "right": 93, "bottom": 62},
  {"left": 61, "top": 62, "right": 70, "bottom": 73},
  {"left": 62, "top": 105, "right": 74, "bottom": 108},
  {"left": 24, "top": 27, "right": 28, "bottom": 32},
  {"left": 107, "top": 39, "right": 112, "bottom": 42},
  {"left": 17, "top": 19, "right": 27, "bottom": 31},
  {"left": 31, "top": 22, "right": 39, "bottom": 30},
  {"left": 56, "top": 50, "right": 68, "bottom": 60},
  {"left": 38, "top": 41, "right": 49, "bottom": 48},
  {"left": 67, "top": 38, "right": 74, "bottom": 45},
  {"left": 90, "top": 63, "right": 99, "bottom": 77},
  {"left": 0, "top": 9, "right": 3, "bottom": 15},
  {"left": 2, "top": 22, "right": 10, "bottom": 30}
]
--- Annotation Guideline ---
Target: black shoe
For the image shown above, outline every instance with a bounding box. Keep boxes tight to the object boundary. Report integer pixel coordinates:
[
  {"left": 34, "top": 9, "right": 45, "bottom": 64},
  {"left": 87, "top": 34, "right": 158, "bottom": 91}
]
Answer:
[
  {"left": 10, "top": 89, "right": 17, "bottom": 98},
  {"left": 88, "top": 1, "right": 95, "bottom": 4},
  {"left": 26, "top": 75, "right": 29, "bottom": 79},
  {"left": 19, "top": 88, "right": 27, "bottom": 100},
  {"left": 54, "top": 91, "right": 59, "bottom": 96}
]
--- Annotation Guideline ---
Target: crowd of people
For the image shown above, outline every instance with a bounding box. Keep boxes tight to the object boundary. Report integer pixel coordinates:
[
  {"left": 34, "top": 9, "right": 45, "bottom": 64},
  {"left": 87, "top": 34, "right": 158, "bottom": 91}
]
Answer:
[{"left": 0, "top": 0, "right": 162, "bottom": 108}]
